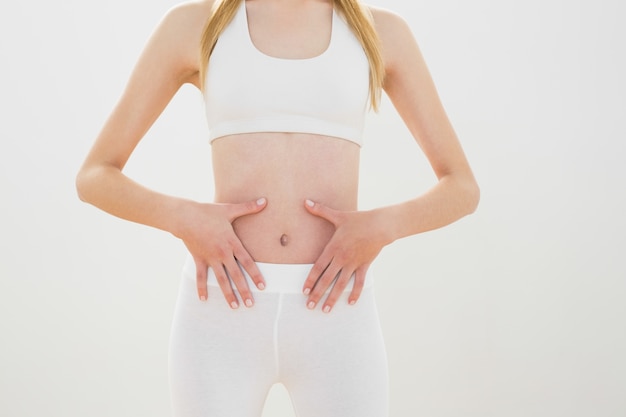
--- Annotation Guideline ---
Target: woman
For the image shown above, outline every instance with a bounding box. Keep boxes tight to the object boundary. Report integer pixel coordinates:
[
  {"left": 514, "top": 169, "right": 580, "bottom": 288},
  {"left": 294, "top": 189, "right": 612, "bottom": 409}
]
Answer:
[{"left": 76, "top": 0, "right": 479, "bottom": 415}]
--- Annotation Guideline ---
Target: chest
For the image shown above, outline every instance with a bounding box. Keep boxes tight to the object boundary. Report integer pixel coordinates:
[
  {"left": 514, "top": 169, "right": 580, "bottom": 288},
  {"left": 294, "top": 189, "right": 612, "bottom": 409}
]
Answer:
[{"left": 245, "top": 1, "right": 334, "bottom": 60}]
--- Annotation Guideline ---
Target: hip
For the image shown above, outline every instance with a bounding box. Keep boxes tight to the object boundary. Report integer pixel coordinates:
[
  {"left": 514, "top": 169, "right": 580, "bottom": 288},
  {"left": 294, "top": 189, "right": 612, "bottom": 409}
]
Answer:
[{"left": 182, "top": 253, "right": 374, "bottom": 295}]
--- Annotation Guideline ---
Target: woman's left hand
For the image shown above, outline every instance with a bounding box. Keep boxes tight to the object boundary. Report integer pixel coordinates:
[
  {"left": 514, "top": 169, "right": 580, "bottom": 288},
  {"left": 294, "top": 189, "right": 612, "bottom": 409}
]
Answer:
[{"left": 302, "top": 199, "right": 392, "bottom": 313}]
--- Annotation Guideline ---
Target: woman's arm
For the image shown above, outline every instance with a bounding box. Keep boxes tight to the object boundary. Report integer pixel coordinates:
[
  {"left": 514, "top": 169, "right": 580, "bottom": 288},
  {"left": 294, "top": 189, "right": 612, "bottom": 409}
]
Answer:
[
  {"left": 76, "top": 3, "right": 201, "bottom": 230},
  {"left": 76, "top": 1, "right": 267, "bottom": 308},
  {"left": 303, "top": 7, "right": 479, "bottom": 312},
  {"left": 370, "top": 6, "right": 480, "bottom": 238}
]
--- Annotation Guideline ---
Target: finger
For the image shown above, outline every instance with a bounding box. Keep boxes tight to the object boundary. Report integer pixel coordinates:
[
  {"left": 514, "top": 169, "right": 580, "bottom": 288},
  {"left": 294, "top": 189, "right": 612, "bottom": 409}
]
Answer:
[
  {"left": 306, "top": 262, "right": 341, "bottom": 310},
  {"left": 210, "top": 262, "right": 240, "bottom": 309},
  {"left": 302, "top": 252, "right": 333, "bottom": 296},
  {"left": 223, "top": 257, "right": 254, "bottom": 308},
  {"left": 226, "top": 197, "right": 267, "bottom": 222},
  {"left": 194, "top": 258, "right": 209, "bottom": 301},
  {"left": 321, "top": 269, "right": 354, "bottom": 313},
  {"left": 234, "top": 245, "right": 266, "bottom": 290},
  {"left": 304, "top": 199, "right": 340, "bottom": 225},
  {"left": 348, "top": 265, "right": 369, "bottom": 305}
]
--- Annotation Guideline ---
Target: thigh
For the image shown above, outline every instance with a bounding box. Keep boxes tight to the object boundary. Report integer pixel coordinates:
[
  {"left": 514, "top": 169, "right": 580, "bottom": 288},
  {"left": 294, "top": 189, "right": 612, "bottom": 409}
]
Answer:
[
  {"left": 168, "top": 274, "right": 277, "bottom": 417},
  {"left": 279, "top": 287, "right": 389, "bottom": 417}
]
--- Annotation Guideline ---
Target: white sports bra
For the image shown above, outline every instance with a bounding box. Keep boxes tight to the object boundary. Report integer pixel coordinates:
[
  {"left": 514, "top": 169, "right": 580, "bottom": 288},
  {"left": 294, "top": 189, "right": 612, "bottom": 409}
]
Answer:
[{"left": 203, "top": 0, "right": 370, "bottom": 146}]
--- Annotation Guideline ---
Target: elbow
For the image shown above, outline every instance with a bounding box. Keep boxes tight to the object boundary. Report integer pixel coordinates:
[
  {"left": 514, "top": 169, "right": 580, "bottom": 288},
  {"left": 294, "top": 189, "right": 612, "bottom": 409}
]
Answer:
[
  {"left": 447, "top": 173, "right": 479, "bottom": 216},
  {"left": 75, "top": 165, "right": 97, "bottom": 204},
  {"left": 75, "top": 168, "right": 89, "bottom": 203},
  {"left": 464, "top": 177, "right": 480, "bottom": 215},
  {"left": 75, "top": 162, "right": 121, "bottom": 205}
]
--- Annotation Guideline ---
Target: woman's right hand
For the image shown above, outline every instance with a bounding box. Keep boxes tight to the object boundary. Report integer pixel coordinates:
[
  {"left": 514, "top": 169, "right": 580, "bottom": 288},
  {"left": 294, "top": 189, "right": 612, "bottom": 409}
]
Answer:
[{"left": 175, "top": 197, "right": 268, "bottom": 308}]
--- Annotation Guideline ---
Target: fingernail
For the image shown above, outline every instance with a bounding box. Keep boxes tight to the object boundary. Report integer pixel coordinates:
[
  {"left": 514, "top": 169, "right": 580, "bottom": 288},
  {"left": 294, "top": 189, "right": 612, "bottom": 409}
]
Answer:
[
  {"left": 230, "top": 301, "right": 239, "bottom": 309},
  {"left": 303, "top": 287, "right": 310, "bottom": 295},
  {"left": 257, "top": 197, "right": 266, "bottom": 205},
  {"left": 305, "top": 199, "right": 314, "bottom": 207},
  {"left": 245, "top": 299, "right": 253, "bottom": 307},
  {"left": 257, "top": 282, "right": 265, "bottom": 290},
  {"left": 323, "top": 305, "right": 331, "bottom": 313},
  {"left": 349, "top": 300, "right": 356, "bottom": 305},
  {"left": 307, "top": 301, "right": 316, "bottom": 309},
  {"left": 200, "top": 295, "right": 207, "bottom": 301}
]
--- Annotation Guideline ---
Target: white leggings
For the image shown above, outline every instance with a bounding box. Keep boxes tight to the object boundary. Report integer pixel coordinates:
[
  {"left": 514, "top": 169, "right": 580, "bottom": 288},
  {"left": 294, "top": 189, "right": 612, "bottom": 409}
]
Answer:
[{"left": 168, "top": 256, "right": 389, "bottom": 417}]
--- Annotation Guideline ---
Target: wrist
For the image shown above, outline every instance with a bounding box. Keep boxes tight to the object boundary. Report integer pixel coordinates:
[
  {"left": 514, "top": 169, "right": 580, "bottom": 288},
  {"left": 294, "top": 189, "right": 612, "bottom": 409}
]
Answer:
[
  {"left": 168, "top": 198, "right": 202, "bottom": 240},
  {"left": 367, "top": 207, "right": 398, "bottom": 247}
]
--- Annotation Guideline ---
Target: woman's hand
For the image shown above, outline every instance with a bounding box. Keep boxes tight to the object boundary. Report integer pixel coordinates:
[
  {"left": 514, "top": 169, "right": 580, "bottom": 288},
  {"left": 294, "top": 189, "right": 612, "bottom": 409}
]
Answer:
[
  {"left": 176, "top": 198, "right": 268, "bottom": 309},
  {"left": 301, "top": 199, "right": 392, "bottom": 313}
]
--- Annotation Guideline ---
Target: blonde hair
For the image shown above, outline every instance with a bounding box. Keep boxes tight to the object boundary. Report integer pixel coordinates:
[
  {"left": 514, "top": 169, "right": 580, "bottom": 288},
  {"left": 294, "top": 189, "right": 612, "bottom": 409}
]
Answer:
[{"left": 199, "top": 0, "right": 384, "bottom": 110}]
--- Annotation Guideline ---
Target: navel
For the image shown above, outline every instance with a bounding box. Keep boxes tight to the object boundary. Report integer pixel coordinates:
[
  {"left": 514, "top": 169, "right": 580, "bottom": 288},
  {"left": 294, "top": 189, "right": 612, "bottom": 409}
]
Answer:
[{"left": 280, "top": 234, "right": 289, "bottom": 247}]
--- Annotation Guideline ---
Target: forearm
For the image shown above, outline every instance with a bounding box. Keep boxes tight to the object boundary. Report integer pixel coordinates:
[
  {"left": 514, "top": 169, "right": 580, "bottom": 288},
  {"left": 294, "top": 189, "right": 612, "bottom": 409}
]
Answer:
[
  {"left": 374, "top": 174, "right": 480, "bottom": 243},
  {"left": 75, "top": 164, "right": 190, "bottom": 237}
]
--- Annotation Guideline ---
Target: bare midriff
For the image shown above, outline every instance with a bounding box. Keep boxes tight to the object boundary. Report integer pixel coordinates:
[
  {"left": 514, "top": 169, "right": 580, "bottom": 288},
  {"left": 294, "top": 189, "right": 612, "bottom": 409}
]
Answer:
[{"left": 211, "top": 132, "right": 360, "bottom": 264}]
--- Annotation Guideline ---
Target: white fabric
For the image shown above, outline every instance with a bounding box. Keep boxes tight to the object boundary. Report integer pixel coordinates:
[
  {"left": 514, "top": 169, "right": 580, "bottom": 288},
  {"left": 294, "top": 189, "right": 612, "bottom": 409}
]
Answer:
[
  {"left": 203, "top": 0, "right": 370, "bottom": 146},
  {"left": 169, "top": 259, "right": 389, "bottom": 417}
]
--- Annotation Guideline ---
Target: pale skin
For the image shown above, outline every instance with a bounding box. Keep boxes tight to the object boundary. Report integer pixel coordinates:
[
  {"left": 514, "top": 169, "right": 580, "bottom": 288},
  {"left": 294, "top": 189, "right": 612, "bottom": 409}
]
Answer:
[{"left": 76, "top": 0, "right": 479, "bottom": 313}]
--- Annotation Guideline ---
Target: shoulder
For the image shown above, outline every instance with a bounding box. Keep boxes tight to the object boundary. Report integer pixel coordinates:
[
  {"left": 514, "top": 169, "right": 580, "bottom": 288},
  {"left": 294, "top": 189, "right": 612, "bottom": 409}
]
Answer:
[
  {"left": 364, "top": 5, "right": 417, "bottom": 73},
  {"left": 157, "top": 0, "right": 214, "bottom": 42},
  {"left": 365, "top": 4, "right": 407, "bottom": 26},
  {"left": 146, "top": 0, "right": 215, "bottom": 81},
  {"left": 166, "top": 0, "right": 214, "bottom": 22},
  {"left": 365, "top": 4, "right": 413, "bottom": 40}
]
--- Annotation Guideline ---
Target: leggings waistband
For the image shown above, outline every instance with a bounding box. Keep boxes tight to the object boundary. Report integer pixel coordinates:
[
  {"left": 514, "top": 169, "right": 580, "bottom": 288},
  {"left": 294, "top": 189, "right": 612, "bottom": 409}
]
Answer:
[{"left": 182, "top": 254, "right": 374, "bottom": 293}]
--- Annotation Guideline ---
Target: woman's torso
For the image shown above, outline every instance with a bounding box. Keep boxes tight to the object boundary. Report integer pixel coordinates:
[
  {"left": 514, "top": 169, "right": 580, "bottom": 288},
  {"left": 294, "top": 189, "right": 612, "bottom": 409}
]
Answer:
[
  {"left": 212, "top": 133, "right": 360, "bottom": 263},
  {"left": 192, "top": 0, "right": 367, "bottom": 263}
]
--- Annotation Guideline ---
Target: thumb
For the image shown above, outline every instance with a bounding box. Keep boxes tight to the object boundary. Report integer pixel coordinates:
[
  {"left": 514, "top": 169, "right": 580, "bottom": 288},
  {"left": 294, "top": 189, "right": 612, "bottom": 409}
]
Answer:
[
  {"left": 304, "top": 199, "right": 339, "bottom": 225},
  {"left": 227, "top": 197, "right": 267, "bottom": 221}
]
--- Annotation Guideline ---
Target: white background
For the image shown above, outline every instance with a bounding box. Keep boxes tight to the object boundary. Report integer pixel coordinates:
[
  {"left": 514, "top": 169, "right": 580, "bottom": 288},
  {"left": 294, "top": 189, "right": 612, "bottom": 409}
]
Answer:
[{"left": 1, "top": 0, "right": 625, "bottom": 416}]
